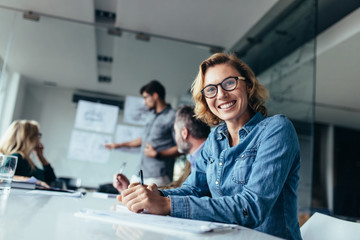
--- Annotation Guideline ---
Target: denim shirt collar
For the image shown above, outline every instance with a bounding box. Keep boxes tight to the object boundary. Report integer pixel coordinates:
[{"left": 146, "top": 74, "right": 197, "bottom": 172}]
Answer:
[{"left": 215, "top": 112, "right": 264, "bottom": 140}]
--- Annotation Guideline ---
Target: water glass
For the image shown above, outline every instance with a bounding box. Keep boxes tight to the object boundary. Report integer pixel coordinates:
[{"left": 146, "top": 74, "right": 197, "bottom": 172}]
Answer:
[{"left": 0, "top": 155, "right": 18, "bottom": 194}]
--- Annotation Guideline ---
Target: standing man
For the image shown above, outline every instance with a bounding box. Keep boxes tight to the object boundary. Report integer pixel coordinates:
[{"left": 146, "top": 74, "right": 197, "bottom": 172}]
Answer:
[
  {"left": 113, "top": 105, "right": 211, "bottom": 192},
  {"left": 105, "top": 80, "right": 179, "bottom": 185}
]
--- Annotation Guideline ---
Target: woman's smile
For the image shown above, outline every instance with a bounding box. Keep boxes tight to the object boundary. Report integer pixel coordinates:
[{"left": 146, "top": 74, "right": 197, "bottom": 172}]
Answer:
[{"left": 218, "top": 100, "right": 236, "bottom": 109}]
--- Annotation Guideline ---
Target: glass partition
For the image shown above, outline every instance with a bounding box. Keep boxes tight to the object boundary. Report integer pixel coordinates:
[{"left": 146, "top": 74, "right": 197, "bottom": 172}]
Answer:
[
  {"left": 232, "top": 0, "right": 317, "bottom": 211},
  {"left": 0, "top": 8, "right": 17, "bottom": 133}
]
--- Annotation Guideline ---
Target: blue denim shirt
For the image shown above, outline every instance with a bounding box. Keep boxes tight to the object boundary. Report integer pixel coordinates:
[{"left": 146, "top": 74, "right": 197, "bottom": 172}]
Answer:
[{"left": 162, "top": 113, "right": 301, "bottom": 240}]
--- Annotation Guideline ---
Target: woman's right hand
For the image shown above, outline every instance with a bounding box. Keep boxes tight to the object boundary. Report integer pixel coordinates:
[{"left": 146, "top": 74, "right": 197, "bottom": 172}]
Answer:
[
  {"left": 34, "top": 142, "right": 44, "bottom": 156},
  {"left": 119, "top": 183, "right": 170, "bottom": 215},
  {"left": 34, "top": 141, "right": 50, "bottom": 165}
]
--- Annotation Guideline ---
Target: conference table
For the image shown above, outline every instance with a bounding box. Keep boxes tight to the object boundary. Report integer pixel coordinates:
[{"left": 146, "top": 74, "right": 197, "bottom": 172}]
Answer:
[{"left": 0, "top": 189, "right": 281, "bottom": 240}]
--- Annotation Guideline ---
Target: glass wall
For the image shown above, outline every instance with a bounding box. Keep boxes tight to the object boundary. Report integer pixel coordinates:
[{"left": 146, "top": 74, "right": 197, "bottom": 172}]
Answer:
[
  {"left": 232, "top": 0, "right": 317, "bottom": 211},
  {"left": 0, "top": 8, "right": 16, "bottom": 133}
]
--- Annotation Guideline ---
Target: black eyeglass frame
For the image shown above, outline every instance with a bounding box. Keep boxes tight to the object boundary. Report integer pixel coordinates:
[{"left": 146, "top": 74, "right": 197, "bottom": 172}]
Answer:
[{"left": 201, "top": 76, "right": 246, "bottom": 99}]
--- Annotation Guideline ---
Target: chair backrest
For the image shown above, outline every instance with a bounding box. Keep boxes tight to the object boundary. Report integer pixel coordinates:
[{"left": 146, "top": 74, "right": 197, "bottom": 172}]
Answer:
[{"left": 301, "top": 212, "right": 360, "bottom": 240}]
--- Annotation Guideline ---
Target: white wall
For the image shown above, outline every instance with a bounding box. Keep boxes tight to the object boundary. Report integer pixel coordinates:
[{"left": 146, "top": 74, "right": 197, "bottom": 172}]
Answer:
[{"left": 20, "top": 83, "right": 170, "bottom": 188}]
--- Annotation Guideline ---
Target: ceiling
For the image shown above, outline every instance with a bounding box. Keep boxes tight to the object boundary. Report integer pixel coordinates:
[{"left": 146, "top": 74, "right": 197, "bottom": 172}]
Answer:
[
  {"left": 0, "top": 0, "right": 279, "bottom": 49},
  {"left": 0, "top": 0, "right": 360, "bottom": 130},
  {"left": 0, "top": 0, "right": 279, "bottom": 99}
]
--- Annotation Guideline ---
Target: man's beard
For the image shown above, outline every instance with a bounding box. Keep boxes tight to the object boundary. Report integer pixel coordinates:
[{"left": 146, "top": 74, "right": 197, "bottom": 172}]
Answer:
[{"left": 177, "top": 136, "right": 192, "bottom": 154}]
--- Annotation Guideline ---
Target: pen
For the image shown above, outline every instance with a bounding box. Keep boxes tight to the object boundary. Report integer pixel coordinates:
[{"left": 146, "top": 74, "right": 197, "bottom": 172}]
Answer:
[
  {"left": 117, "top": 162, "right": 127, "bottom": 182},
  {"left": 139, "top": 169, "right": 144, "bottom": 185}
]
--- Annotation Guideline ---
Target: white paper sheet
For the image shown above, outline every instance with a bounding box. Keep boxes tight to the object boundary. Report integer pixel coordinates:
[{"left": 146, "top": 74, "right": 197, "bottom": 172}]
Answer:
[
  {"left": 75, "top": 207, "right": 241, "bottom": 235},
  {"left": 123, "top": 96, "right": 153, "bottom": 125},
  {"left": 114, "top": 124, "right": 144, "bottom": 153},
  {"left": 74, "top": 100, "right": 119, "bottom": 134},
  {"left": 67, "top": 130, "right": 112, "bottom": 163},
  {"left": 27, "top": 190, "right": 84, "bottom": 198}
]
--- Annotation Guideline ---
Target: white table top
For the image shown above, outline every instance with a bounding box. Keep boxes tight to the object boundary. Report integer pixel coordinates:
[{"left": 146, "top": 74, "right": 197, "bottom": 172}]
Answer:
[{"left": 0, "top": 189, "right": 280, "bottom": 240}]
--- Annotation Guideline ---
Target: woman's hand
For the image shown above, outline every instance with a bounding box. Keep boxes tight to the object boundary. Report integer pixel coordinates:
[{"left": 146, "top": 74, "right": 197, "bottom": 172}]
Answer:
[
  {"left": 113, "top": 173, "right": 130, "bottom": 193},
  {"left": 13, "top": 176, "right": 49, "bottom": 188},
  {"left": 36, "top": 180, "right": 50, "bottom": 188},
  {"left": 118, "top": 183, "right": 170, "bottom": 215},
  {"left": 34, "top": 141, "right": 49, "bottom": 165},
  {"left": 34, "top": 142, "right": 44, "bottom": 156}
]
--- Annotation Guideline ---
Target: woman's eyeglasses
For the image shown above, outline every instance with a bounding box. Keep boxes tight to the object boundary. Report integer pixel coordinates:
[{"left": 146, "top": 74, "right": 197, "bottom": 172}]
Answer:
[{"left": 201, "top": 76, "right": 245, "bottom": 98}]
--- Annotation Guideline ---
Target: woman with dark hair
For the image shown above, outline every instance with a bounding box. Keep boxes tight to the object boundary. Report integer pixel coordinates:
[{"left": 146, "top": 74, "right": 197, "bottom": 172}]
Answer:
[{"left": 118, "top": 53, "right": 301, "bottom": 240}]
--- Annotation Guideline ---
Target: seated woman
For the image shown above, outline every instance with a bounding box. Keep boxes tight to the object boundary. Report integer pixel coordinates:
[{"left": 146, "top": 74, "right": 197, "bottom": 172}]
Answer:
[
  {"left": 118, "top": 53, "right": 302, "bottom": 240},
  {"left": 0, "top": 120, "right": 56, "bottom": 185}
]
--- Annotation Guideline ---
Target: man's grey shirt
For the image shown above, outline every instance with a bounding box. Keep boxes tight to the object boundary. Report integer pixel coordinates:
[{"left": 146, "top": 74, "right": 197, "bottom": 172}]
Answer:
[{"left": 140, "top": 105, "right": 176, "bottom": 179}]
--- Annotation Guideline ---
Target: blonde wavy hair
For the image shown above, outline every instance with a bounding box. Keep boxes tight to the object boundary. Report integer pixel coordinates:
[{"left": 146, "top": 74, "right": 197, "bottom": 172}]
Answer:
[
  {"left": 191, "top": 53, "right": 269, "bottom": 126},
  {"left": 0, "top": 120, "right": 40, "bottom": 169}
]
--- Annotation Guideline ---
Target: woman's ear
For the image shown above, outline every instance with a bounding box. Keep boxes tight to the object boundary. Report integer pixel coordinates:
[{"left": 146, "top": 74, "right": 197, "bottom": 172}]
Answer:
[{"left": 246, "top": 82, "right": 252, "bottom": 94}]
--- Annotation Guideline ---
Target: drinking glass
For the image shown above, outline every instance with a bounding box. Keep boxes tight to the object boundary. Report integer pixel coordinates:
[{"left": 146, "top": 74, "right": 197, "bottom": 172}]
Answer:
[{"left": 0, "top": 155, "right": 18, "bottom": 194}]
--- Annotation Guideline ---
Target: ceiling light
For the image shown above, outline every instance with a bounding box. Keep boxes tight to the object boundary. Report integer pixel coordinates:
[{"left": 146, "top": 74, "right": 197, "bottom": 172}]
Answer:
[
  {"left": 98, "top": 75, "right": 112, "bottom": 83},
  {"left": 136, "top": 32, "right": 150, "bottom": 42},
  {"left": 23, "top": 11, "right": 40, "bottom": 21},
  {"left": 108, "top": 28, "right": 122, "bottom": 37},
  {"left": 97, "top": 55, "right": 113, "bottom": 63}
]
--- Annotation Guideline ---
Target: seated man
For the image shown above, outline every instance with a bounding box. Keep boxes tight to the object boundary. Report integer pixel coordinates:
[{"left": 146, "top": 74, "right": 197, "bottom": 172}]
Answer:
[{"left": 113, "top": 105, "right": 210, "bottom": 192}]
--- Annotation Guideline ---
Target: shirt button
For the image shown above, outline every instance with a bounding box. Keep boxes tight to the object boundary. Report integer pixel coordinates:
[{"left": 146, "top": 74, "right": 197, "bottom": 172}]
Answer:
[
  {"left": 219, "top": 162, "right": 223, "bottom": 166},
  {"left": 241, "top": 154, "right": 245, "bottom": 158},
  {"left": 215, "top": 181, "right": 219, "bottom": 185},
  {"left": 242, "top": 208, "right": 248, "bottom": 216}
]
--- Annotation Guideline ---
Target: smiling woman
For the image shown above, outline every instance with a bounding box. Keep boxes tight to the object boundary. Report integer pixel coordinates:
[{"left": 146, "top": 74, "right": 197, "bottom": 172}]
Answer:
[{"left": 118, "top": 53, "right": 302, "bottom": 240}]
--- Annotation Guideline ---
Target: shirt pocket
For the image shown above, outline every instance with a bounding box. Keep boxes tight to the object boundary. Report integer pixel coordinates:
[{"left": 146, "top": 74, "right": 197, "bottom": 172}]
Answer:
[
  {"left": 232, "top": 149, "right": 257, "bottom": 185},
  {"left": 150, "top": 122, "right": 172, "bottom": 144},
  {"left": 206, "top": 156, "right": 216, "bottom": 185}
]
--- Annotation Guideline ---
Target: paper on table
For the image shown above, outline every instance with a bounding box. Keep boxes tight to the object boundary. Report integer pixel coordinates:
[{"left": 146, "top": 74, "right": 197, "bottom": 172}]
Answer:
[
  {"left": 27, "top": 190, "right": 84, "bottom": 198},
  {"left": 75, "top": 207, "right": 240, "bottom": 235},
  {"left": 11, "top": 176, "right": 38, "bottom": 189},
  {"left": 24, "top": 176, "right": 38, "bottom": 184},
  {"left": 92, "top": 192, "right": 118, "bottom": 199}
]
